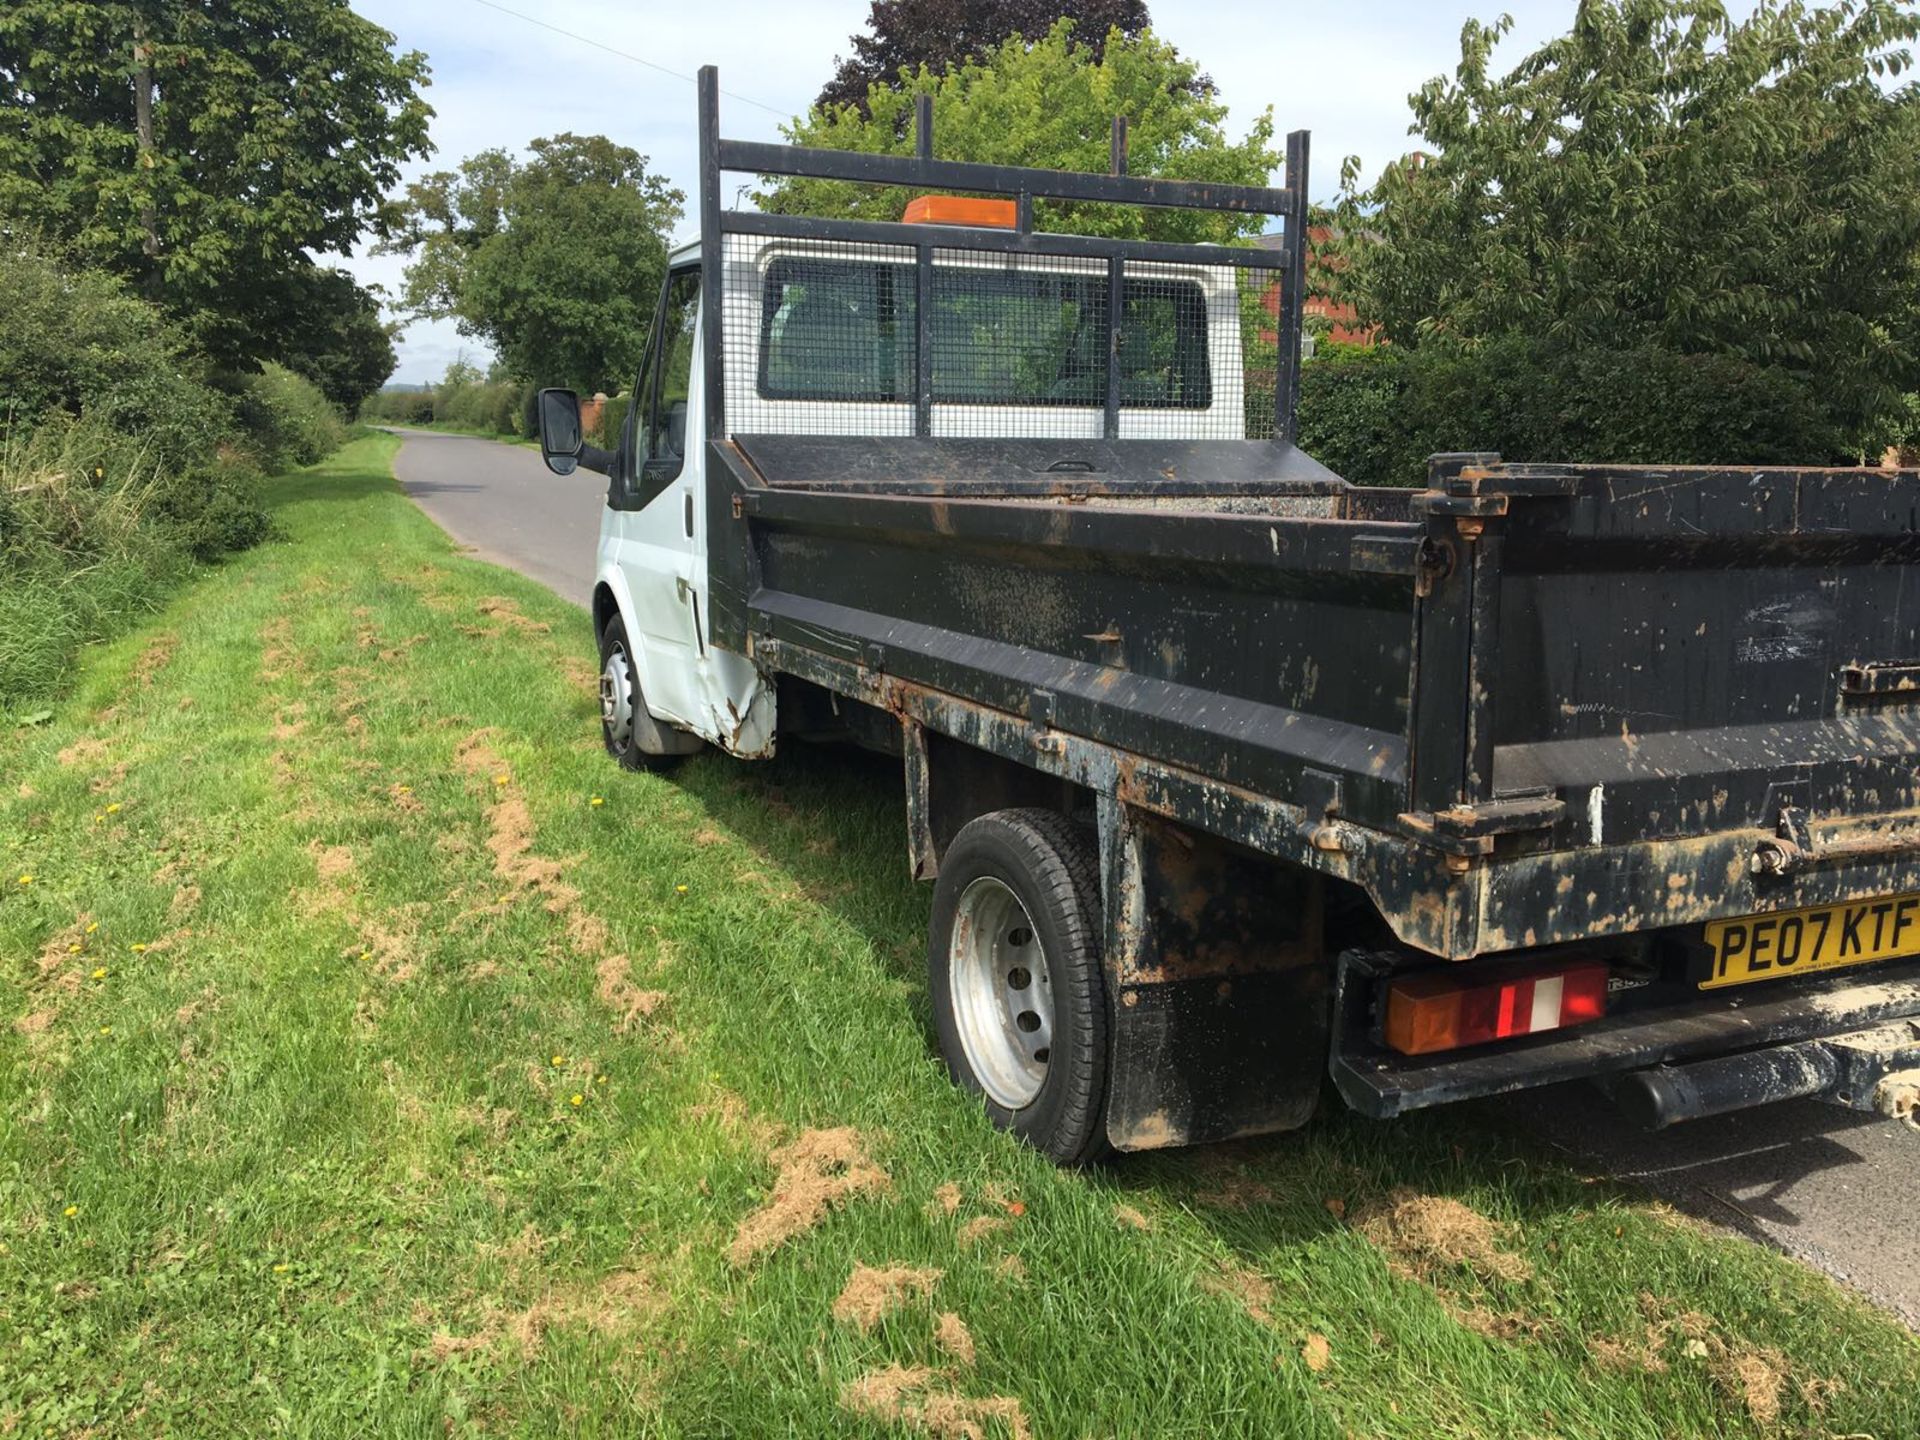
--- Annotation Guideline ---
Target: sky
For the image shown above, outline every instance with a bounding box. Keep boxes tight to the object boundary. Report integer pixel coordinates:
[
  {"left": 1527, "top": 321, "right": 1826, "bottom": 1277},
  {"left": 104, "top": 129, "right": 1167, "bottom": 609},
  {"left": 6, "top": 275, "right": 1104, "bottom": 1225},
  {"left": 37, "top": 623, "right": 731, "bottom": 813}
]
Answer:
[{"left": 339, "top": 1, "right": 1647, "bottom": 384}]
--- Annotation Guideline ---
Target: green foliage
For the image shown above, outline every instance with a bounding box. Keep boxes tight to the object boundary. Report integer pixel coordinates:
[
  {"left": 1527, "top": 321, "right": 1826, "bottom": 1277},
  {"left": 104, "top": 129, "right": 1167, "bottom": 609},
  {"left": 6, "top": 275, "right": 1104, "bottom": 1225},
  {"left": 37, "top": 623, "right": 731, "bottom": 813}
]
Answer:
[
  {"left": 768, "top": 19, "right": 1276, "bottom": 244},
  {"left": 383, "top": 134, "right": 683, "bottom": 393},
  {"left": 1333, "top": 0, "right": 1920, "bottom": 454},
  {"left": 1298, "top": 335, "right": 1852, "bottom": 486},
  {"left": 225, "top": 364, "right": 350, "bottom": 472},
  {"left": 0, "top": 0, "right": 432, "bottom": 370},
  {"left": 359, "top": 389, "right": 424, "bottom": 426},
  {"left": 593, "top": 392, "right": 633, "bottom": 450},
  {"left": 0, "top": 244, "right": 233, "bottom": 473},
  {"left": 0, "top": 247, "right": 320, "bottom": 702},
  {"left": 270, "top": 267, "right": 400, "bottom": 413},
  {"left": 361, "top": 367, "right": 538, "bottom": 441}
]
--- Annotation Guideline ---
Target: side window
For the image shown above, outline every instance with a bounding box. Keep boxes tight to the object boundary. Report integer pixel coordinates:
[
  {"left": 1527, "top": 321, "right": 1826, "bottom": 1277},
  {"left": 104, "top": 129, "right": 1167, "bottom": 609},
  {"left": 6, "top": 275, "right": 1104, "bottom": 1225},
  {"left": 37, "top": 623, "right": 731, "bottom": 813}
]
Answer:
[{"left": 618, "top": 266, "right": 700, "bottom": 509}]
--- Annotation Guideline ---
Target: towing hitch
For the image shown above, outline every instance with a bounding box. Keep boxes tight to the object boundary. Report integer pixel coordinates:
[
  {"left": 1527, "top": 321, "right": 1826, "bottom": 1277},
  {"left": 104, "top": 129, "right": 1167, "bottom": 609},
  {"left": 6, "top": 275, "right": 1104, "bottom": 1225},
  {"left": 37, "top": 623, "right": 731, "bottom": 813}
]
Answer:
[{"left": 1608, "top": 1019, "right": 1920, "bottom": 1129}]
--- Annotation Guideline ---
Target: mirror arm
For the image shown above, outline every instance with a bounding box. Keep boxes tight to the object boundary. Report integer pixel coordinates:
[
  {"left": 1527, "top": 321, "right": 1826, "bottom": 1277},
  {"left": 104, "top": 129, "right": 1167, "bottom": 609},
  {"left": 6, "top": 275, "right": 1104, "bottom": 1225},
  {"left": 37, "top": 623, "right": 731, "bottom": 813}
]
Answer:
[{"left": 576, "top": 443, "right": 615, "bottom": 476}]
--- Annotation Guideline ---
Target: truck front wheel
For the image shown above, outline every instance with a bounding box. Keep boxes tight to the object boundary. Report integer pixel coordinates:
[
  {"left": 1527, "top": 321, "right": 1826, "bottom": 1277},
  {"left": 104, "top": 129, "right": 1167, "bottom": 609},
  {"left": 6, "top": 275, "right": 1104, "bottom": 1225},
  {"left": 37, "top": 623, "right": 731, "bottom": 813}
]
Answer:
[
  {"left": 928, "top": 809, "right": 1109, "bottom": 1165},
  {"left": 598, "top": 616, "right": 701, "bottom": 770}
]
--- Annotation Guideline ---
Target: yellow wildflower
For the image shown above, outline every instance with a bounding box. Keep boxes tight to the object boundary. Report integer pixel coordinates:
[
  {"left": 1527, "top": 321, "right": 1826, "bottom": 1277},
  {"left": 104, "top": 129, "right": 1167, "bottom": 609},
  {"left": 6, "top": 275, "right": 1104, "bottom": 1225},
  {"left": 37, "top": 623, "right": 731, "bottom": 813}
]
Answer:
[
  {"left": 272, "top": 1263, "right": 290, "bottom": 1274},
  {"left": 91, "top": 967, "right": 108, "bottom": 980},
  {"left": 595, "top": 1075, "right": 607, "bottom": 1085},
  {"left": 63, "top": 1205, "right": 78, "bottom": 1219},
  {"left": 590, "top": 796, "right": 605, "bottom": 808},
  {"left": 130, "top": 943, "right": 147, "bottom": 954},
  {"left": 493, "top": 773, "right": 509, "bottom": 786},
  {"left": 550, "top": 1054, "right": 566, "bottom": 1067},
  {"left": 105, "top": 803, "right": 120, "bottom": 814},
  {"left": 67, "top": 944, "right": 80, "bottom": 954},
  {"left": 85, "top": 922, "right": 98, "bottom": 934},
  {"left": 570, "top": 1094, "right": 584, "bottom": 1107},
  {"left": 675, "top": 884, "right": 688, "bottom": 894},
  {"left": 16, "top": 875, "right": 32, "bottom": 886},
  {"left": 98, "top": 1026, "right": 112, "bottom": 1036}
]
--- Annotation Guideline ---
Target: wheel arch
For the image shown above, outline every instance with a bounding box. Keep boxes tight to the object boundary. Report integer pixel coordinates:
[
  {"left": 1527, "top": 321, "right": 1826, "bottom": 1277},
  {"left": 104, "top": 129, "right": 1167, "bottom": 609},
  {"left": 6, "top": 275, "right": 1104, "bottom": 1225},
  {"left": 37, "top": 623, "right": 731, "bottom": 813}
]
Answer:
[
  {"left": 591, "top": 566, "right": 665, "bottom": 721},
  {"left": 591, "top": 580, "right": 620, "bottom": 645}
]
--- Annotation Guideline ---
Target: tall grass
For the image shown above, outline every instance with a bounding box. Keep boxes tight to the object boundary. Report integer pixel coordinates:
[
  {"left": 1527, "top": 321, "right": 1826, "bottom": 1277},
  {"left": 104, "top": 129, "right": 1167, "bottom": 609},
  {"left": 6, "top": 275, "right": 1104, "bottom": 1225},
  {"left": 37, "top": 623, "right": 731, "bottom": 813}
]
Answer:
[{"left": 0, "top": 246, "right": 348, "bottom": 710}]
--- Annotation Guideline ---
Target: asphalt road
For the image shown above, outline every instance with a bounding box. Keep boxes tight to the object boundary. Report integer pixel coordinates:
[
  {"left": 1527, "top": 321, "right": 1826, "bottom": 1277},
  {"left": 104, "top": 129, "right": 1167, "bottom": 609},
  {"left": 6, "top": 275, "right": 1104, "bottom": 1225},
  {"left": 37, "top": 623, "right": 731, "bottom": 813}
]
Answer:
[
  {"left": 389, "top": 428, "right": 604, "bottom": 607},
  {"left": 390, "top": 425, "right": 1920, "bottom": 1325}
]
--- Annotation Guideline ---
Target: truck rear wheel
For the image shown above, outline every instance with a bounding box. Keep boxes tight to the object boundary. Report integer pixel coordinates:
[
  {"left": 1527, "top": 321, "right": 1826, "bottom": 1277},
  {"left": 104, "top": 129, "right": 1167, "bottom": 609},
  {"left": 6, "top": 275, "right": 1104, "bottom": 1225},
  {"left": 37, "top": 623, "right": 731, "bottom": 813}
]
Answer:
[
  {"left": 598, "top": 615, "right": 700, "bottom": 770},
  {"left": 928, "top": 809, "right": 1109, "bottom": 1165}
]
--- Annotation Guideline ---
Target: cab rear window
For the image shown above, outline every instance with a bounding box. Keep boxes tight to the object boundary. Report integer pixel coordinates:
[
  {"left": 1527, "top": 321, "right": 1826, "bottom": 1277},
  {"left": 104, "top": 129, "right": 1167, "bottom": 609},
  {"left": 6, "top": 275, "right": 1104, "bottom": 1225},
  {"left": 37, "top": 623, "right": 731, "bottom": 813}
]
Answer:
[{"left": 757, "top": 257, "right": 1211, "bottom": 409}]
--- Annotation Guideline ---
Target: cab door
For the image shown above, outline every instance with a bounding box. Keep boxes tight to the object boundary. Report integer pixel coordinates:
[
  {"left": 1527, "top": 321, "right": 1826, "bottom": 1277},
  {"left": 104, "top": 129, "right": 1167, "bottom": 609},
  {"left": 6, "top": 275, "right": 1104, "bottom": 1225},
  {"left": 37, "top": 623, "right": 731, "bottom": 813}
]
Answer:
[
  {"left": 602, "top": 263, "right": 773, "bottom": 754},
  {"left": 603, "top": 267, "right": 704, "bottom": 729}
]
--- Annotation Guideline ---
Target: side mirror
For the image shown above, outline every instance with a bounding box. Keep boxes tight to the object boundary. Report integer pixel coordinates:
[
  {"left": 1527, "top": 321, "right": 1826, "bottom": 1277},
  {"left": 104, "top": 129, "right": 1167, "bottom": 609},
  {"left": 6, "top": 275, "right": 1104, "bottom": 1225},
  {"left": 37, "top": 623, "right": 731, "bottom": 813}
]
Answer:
[{"left": 538, "top": 387, "right": 583, "bottom": 475}]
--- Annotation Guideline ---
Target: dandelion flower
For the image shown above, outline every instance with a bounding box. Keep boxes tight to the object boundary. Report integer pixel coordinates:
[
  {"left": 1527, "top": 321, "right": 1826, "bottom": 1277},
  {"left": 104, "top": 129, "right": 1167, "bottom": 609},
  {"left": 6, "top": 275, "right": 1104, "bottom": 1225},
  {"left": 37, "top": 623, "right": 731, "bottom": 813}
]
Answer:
[
  {"left": 595, "top": 1074, "right": 607, "bottom": 1085},
  {"left": 675, "top": 884, "right": 688, "bottom": 894},
  {"left": 570, "top": 1094, "right": 584, "bottom": 1107},
  {"left": 16, "top": 875, "right": 32, "bottom": 886},
  {"left": 98, "top": 1026, "right": 112, "bottom": 1036},
  {"left": 130, "top": 943, "right": 147, "bottom": 954},
  {"left": 397, "top": 785, "right": 412, "bottom": 794},
  {"left": 272, "top": 1263, "right": 290, "bottom": 1274},
  {"left": 63, "top": 1205, "right": 78, "bottom": 1219},
  {"left": 91, "top": 967, "right": 108, "bottom": 980},
  {"left": 590, "top": 796, "right": 604, "bottom": 807},
  {"left": 67, "top": 944, "right": 81, "bottom": 954},
  {"left": 105, "top": 803, "right": 120, "bottom": 814},
  {"left": 493, "top": 773, "right": 509, "bottom": 786},
  {"left": 550, "top": 1054, "right": 566, "bottom": 1067},
  {"left": 85, "top": 922, "right": 98, "bottom": 934}
]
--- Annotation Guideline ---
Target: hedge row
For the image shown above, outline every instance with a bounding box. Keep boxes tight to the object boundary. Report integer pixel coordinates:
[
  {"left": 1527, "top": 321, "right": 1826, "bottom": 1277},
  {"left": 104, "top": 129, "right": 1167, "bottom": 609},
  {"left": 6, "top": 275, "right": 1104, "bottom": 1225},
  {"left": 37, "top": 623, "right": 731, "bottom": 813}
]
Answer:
[
  {"left": 1297, "top": 336, "right": 1865, "bottom": 486},
  {"left": 360, "top": 380, "right": 539, "bottom": 439},
  {"left": 1, "top": 246, "right": 345, "bottom": 706}
]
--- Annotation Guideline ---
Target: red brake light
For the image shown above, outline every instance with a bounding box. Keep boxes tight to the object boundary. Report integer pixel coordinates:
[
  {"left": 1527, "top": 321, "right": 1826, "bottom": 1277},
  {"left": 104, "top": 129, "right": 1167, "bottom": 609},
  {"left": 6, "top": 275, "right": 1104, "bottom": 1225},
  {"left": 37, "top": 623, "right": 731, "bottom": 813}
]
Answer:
[{"left": 1384, "top": 961, "right": 1608, "bottom": 1057}]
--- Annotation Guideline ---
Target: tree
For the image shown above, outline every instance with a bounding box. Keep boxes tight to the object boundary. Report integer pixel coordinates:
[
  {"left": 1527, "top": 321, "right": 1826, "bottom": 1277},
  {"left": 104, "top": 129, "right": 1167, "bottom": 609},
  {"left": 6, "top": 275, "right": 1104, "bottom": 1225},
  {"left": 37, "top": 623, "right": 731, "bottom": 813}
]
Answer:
[
  {"left": 0, "top": 0, "right": 432, "bottom": 369},
  {"left": 1334, "top": 0, "right": 1920, "bottom": 450},
  {"left": 769, "top": 20, "right": 1276, "bottom": 246},
  {"left": 382, "top": 134, "right": 683, "bottom": 394},
  {"left": 269, "top": 266, "right": 398, "bottom": 413},
  {"left": 817, "top": 0, "right": 1157, "bottom": 113}
]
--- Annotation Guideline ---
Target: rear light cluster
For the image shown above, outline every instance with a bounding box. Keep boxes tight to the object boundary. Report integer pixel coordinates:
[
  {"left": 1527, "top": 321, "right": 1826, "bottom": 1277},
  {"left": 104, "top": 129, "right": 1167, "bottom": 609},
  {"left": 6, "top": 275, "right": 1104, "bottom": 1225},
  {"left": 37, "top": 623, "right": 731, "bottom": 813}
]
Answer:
[{"left": 1383, "top": 961, "right": 1609, "bottom": 1057}]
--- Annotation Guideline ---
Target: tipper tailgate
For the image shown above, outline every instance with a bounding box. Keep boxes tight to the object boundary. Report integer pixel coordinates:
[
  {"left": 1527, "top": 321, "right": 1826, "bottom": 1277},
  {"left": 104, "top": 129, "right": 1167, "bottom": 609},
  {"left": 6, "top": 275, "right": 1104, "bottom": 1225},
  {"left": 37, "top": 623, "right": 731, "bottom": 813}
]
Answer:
[{"left": 1430, "top": 460, "right": 1920, "bottom": 951}]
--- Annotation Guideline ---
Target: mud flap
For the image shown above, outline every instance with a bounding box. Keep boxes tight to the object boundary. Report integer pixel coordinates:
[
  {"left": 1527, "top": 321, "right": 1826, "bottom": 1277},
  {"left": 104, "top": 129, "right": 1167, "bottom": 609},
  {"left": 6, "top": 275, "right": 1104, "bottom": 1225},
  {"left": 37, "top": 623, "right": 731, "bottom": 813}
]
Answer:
[{"left": 1098, "top": 797, "right": 1328, "bottom": 1151}]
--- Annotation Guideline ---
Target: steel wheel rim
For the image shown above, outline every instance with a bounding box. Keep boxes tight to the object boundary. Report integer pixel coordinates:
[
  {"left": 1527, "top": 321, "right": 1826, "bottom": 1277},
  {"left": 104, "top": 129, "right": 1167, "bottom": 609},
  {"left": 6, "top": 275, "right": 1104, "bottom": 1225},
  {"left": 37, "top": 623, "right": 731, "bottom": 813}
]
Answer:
[
  {"left": 601, "top": 643, "right": 634, "bottom": 747},
  {"left": 949, "top": 875, "right": 1054, "bottom": 1110}
]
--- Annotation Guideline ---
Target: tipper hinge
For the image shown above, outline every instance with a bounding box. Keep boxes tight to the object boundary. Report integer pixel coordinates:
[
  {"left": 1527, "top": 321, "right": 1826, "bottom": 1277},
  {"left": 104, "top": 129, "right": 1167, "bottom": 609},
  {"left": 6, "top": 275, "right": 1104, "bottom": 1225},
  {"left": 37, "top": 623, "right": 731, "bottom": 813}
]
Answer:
[{"left": 1401, "top": 794, "right": 1566, "bottom": 854}]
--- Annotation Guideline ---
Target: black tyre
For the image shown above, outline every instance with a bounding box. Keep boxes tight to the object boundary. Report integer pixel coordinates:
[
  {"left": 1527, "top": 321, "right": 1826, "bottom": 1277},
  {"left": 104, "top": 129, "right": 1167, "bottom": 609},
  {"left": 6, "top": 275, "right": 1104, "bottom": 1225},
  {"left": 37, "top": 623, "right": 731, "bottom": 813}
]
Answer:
[
  {"left": 928, "top": 808, "right": 1109, "bottom": 1165},
  {"left": 597, "top": 615, "right": 701, "bottom": 770}
]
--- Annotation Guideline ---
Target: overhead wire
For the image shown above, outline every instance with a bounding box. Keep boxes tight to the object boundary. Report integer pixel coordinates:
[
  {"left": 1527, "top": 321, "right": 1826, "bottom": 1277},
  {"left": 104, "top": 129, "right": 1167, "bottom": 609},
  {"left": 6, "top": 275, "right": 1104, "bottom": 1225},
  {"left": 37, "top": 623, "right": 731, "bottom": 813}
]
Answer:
[{"left": 465, "top": 0, "right": 792, "bottom": 117}]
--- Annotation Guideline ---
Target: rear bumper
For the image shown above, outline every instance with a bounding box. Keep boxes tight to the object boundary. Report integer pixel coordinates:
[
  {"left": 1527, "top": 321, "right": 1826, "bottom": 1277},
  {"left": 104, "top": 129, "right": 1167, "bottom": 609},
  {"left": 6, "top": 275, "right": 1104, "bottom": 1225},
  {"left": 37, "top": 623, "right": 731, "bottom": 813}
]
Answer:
[{"left": 1330, "top": 949, "right": 1920, "bottom": 1120}]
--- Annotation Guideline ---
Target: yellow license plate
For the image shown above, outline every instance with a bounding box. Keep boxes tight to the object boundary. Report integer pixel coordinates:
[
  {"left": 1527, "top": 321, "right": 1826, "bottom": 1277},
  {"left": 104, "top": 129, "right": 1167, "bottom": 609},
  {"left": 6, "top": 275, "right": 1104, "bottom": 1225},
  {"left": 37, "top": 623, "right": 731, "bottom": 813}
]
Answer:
[{"left": 1702, "top": 893, "right": 1920, "bottom": 989}]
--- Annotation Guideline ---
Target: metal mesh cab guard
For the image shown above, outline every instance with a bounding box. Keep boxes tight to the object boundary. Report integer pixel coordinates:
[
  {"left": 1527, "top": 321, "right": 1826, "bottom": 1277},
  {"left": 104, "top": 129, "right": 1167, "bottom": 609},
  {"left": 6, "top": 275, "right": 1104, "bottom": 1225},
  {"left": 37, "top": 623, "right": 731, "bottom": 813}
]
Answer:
[{"left": 695, "top": 67, "right": 1310, "bottom": 448}]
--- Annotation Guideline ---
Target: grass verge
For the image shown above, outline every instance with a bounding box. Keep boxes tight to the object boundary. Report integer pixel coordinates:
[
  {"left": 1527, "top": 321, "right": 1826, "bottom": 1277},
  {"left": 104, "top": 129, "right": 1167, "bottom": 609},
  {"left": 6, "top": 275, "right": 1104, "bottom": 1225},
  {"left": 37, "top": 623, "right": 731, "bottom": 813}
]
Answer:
[{"left": 2, "top": 433, "right": 1916, "bottom": 1437}]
